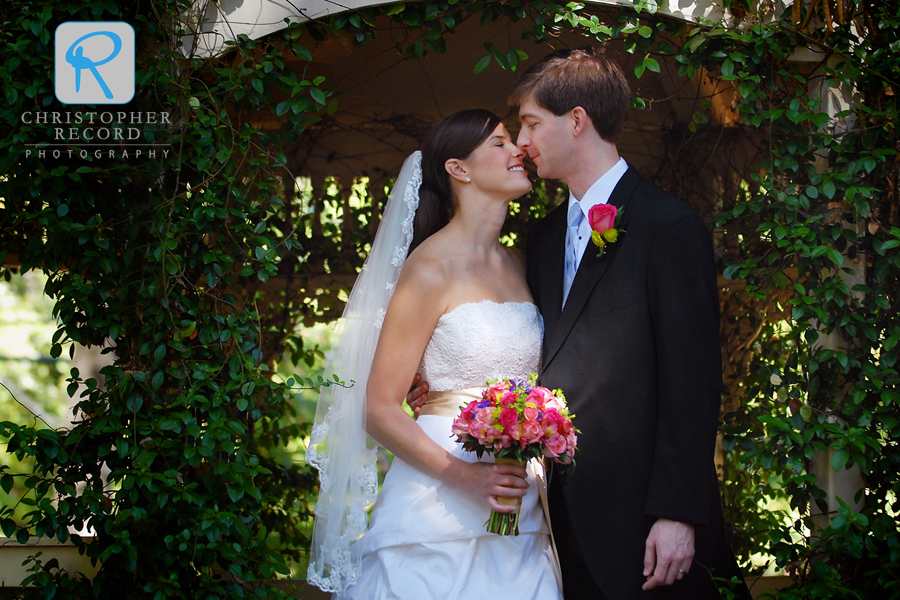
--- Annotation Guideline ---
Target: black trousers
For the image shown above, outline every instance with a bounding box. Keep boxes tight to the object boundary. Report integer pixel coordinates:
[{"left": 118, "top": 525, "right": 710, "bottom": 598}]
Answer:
[{"left": 549, "top": 473, "right": 608, "bottom": 600}]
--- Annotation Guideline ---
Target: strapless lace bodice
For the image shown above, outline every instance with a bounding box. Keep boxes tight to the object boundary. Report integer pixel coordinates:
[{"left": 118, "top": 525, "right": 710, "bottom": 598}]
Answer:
[{"left": 419, "top": 300, "right": 543, "bottom": 391}]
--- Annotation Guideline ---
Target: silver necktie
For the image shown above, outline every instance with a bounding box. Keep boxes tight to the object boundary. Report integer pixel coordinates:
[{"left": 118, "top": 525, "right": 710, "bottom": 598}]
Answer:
[{"left": 562, "top": 201, "right": 584, "bottom": 307}]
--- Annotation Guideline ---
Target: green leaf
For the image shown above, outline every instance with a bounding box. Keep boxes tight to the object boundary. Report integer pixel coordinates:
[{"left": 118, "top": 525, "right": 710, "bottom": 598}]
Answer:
[
  {"left": 310, "top": 87, "right": 326, "bottom": 106},
  {"left": 1, "top": 474, "right": 13, "bottom": 495},
  {"left": 827, "top": 249, "right": 844, "bottom": 266},
  {"left": 474, "top": 54, "right": 491, "bottom": 74},
  {"left": 772, "top": 270, "right": 787, "bottom": 289},
  {"left": 507, "top": 47, "right": 520, "bottom": 71},
  {"left": 721, "top": 59, "right": 734, "bottom": 77},
  {"left": 836, "top": 352, "right": 849, "bottom": 369},
  {"left": 634, "top": 60, "right": 646, "bottom": 79},
  {"left": 832, "top": 448, "right": 849, "bottom": 470},
  {"left": 810, "top": 112, "right": 830, "bottom": 128},
  {"left": 227, "top": 486, "right": 244, "bottom": 502},
  {"left": 0, "top": 518, "right": 16, "bottom": 538},
  {"left": 492, "top": 50, "right": 509, "bottom": 70}
]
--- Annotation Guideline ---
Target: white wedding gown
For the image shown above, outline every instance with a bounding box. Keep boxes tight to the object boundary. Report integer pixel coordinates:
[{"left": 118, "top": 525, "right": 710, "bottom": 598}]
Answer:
[{"left": 336, "top": 300, "right": 562, "bottom": 600}]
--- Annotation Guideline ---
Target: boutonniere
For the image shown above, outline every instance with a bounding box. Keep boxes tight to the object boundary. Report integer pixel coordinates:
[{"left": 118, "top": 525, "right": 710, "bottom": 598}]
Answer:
[{"left": 588, "top": 204, "right": 625, "bottom": 258}]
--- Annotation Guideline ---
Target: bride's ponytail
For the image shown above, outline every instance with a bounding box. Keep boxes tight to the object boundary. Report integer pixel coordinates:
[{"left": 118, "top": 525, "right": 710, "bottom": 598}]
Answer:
[{"left": 408, "top": 109, "right": 502, "bottom": 255}]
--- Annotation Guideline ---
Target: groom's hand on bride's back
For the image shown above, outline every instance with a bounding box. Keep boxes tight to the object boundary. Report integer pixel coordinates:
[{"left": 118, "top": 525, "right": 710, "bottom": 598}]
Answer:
[{"left": 405, "top": 373, "right": 429, "bottom": 416}]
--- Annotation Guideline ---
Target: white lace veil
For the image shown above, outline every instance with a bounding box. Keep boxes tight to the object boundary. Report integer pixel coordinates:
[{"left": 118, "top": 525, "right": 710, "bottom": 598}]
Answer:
[{"left": 306, "top": 151, "right": 423, "bottom": 593}]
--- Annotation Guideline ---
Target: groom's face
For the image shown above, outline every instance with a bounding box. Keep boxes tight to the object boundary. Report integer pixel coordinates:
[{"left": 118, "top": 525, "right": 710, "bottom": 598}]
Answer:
[{"left": 516, "top": 96, "right": 572, "bottom": 181}]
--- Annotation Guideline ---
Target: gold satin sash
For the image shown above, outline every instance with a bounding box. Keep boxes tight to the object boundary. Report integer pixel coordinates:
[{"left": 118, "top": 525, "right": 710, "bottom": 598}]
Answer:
[{"left": 418, "top": 387, "right": 484, "bottom": 418}]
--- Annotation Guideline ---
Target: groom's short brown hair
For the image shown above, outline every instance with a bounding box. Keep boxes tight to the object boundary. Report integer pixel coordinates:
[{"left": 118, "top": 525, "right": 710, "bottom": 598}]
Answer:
[{"left": 509, "top": 47, "right": 631, "bottom": 144}]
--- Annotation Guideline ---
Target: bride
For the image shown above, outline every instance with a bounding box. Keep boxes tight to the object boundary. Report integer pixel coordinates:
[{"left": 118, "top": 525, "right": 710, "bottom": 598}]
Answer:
[{"left": 306, "top": 110, "right": 562, "bottom": 599}]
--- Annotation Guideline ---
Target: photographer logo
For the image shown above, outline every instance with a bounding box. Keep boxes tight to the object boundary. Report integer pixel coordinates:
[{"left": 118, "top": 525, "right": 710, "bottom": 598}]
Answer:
[{"left": 55, "top": 22, "right": 134, "bottom": 104}]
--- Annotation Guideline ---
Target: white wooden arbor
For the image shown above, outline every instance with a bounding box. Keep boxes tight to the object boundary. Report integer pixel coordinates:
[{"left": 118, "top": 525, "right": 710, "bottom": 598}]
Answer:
[{"left": 181, "top": 0, "right": 867, "bottom": 545}]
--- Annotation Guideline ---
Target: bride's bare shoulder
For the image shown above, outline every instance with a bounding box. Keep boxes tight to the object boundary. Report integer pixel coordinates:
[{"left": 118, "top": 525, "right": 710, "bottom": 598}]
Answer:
[{"left": 396, "top": 239, "right": 453, "bottom": 291}]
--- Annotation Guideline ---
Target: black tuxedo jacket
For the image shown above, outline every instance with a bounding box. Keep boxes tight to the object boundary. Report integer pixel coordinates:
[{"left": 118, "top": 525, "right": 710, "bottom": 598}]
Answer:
[{"left": 526, "top": 167, "right": 747, "bottom": 599}]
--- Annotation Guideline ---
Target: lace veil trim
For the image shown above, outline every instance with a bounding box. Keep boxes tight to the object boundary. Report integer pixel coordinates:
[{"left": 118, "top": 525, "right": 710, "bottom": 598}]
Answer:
[{"left": 305, "top": 151, "right": 422, "bottom": 593}]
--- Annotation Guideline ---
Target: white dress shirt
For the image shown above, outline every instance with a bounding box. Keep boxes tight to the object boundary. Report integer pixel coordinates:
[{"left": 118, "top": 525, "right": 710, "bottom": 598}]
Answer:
[{"left": 567, "top": 157, "right": 628, "bottom": 273}]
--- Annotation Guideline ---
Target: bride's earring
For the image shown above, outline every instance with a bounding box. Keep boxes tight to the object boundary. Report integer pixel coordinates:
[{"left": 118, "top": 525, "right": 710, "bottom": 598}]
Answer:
[{"left": 465, "top": 176, "right": 471, "bottom": 182}]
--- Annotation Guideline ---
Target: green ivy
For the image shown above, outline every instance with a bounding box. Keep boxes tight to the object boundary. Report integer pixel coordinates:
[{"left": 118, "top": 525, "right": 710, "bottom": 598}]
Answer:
[{"left": 0, "top": 0, "right": 332, "bottom": 597}]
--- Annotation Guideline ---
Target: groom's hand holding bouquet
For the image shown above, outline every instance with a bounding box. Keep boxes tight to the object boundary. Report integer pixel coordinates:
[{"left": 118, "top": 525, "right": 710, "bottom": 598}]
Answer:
[{"left": 451, "top": 374, "right": 577, "bottom": 535}]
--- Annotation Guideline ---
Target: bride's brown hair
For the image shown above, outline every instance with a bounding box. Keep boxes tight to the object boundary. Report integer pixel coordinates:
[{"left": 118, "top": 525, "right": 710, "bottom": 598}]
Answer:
[{"left": 408, "top": 109, "right": 503, "bottom": 255}]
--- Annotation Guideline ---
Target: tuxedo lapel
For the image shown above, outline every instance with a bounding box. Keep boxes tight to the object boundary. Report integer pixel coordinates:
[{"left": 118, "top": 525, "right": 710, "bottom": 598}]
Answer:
[
  {"left": 538, "top": 203, "right": 567, "bottom": 362},
  {"left": 543, "top": 167, "right": 642, "bottom": 370}
]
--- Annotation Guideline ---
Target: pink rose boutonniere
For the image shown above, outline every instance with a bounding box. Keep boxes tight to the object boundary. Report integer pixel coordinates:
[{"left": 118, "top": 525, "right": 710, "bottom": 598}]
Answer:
[{"left": 588, "top": 203, "right": 625, "bottom": 258}]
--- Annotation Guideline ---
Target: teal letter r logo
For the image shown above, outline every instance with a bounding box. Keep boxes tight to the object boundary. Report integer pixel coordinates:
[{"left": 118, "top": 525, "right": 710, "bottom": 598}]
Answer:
[
  {"left": 65, "top": 31, "right": 122, "bottom": 99},
  {"left": 55, "top": 22, "right": 134, "bottom": 105}
]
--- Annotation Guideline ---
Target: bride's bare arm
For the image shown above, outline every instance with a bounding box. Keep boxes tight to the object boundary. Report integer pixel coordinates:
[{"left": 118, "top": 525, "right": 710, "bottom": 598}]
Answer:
[{"left": 365, "top": 259, "right": 526, "bottom": 512}]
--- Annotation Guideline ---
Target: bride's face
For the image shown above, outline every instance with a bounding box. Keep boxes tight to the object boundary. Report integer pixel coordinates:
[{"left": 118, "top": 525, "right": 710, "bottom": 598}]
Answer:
[{"left": 460, "top": 123, "right": 532, "bottom": 201}]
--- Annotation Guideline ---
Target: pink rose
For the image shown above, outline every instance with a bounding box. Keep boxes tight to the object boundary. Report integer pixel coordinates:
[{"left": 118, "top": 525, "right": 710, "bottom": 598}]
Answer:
[
  {"left": 540, "top": 419, "right": 559, "bottom": 438},
  {"left": 523, "top": 406, "right": 540, "bottom": 422},
  {"left": 475, "top": 407, "right": 495, "bottom": 425},
  {"left": 507, "top": 423, "right": 523, "bottom": 441},
  {"left": 452, "top": 419, "right": 470, "bottom": 438},
  {"left": 486, "top": 427, "right": 504, "bottom": 443},
  {"left": 460, "top": 400, "right": 478, "bottom": 421},
  {"left": 469, "top": 421, "right": 489, "bottom": 442},
  {"left": 484, "top": 382, "right": 510, "bottom": 403},
  {"left": 589, "top": 203, "right": 617, "bottom": 234},
  {"left": 499, "top": 392, "right": 517, "bottom": 408},
  {"left": 499, "top": 407, "right": 519, "bottom": 429},
  {"left": 544, "top": 397, "right": 565, "bottom": 413},
  {"left": 542, "top": 407, "right": 564, "bottom": 426},
  {"left": 521, "top": 420, "right": 543, "bottom": 444},
  {"left": 543, "top": 433, "right": 567, "bottom": 457},
  {"left": 527, "top": 387, "right": 554, "bottom": 408}
]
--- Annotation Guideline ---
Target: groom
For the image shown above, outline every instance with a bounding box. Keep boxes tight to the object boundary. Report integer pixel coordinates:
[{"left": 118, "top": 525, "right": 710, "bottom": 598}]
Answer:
[{"left": 508, "top": 47, "right": 749, "bottom": 599}]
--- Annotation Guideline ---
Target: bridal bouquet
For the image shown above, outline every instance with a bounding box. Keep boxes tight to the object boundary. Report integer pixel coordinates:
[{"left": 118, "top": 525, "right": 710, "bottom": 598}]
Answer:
[{"left": 451, "top": 374, "right": 577, "bottom": 535}]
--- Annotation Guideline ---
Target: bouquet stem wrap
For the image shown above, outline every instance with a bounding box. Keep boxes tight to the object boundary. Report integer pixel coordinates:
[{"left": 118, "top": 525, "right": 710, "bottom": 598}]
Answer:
[{"left": 489, "top": 457, "right": 525, "bottom": 535}]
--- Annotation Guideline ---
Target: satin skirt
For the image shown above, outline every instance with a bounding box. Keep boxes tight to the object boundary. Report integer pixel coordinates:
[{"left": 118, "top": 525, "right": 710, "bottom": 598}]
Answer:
[{"left": 336, "top": 413, "right": 562, "bottom": 600}]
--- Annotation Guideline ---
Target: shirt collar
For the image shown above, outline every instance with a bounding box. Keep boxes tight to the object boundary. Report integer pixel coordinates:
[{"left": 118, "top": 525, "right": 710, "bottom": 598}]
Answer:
[{"left": 567, "top": 157, "right": 629, "bottom": 220}]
